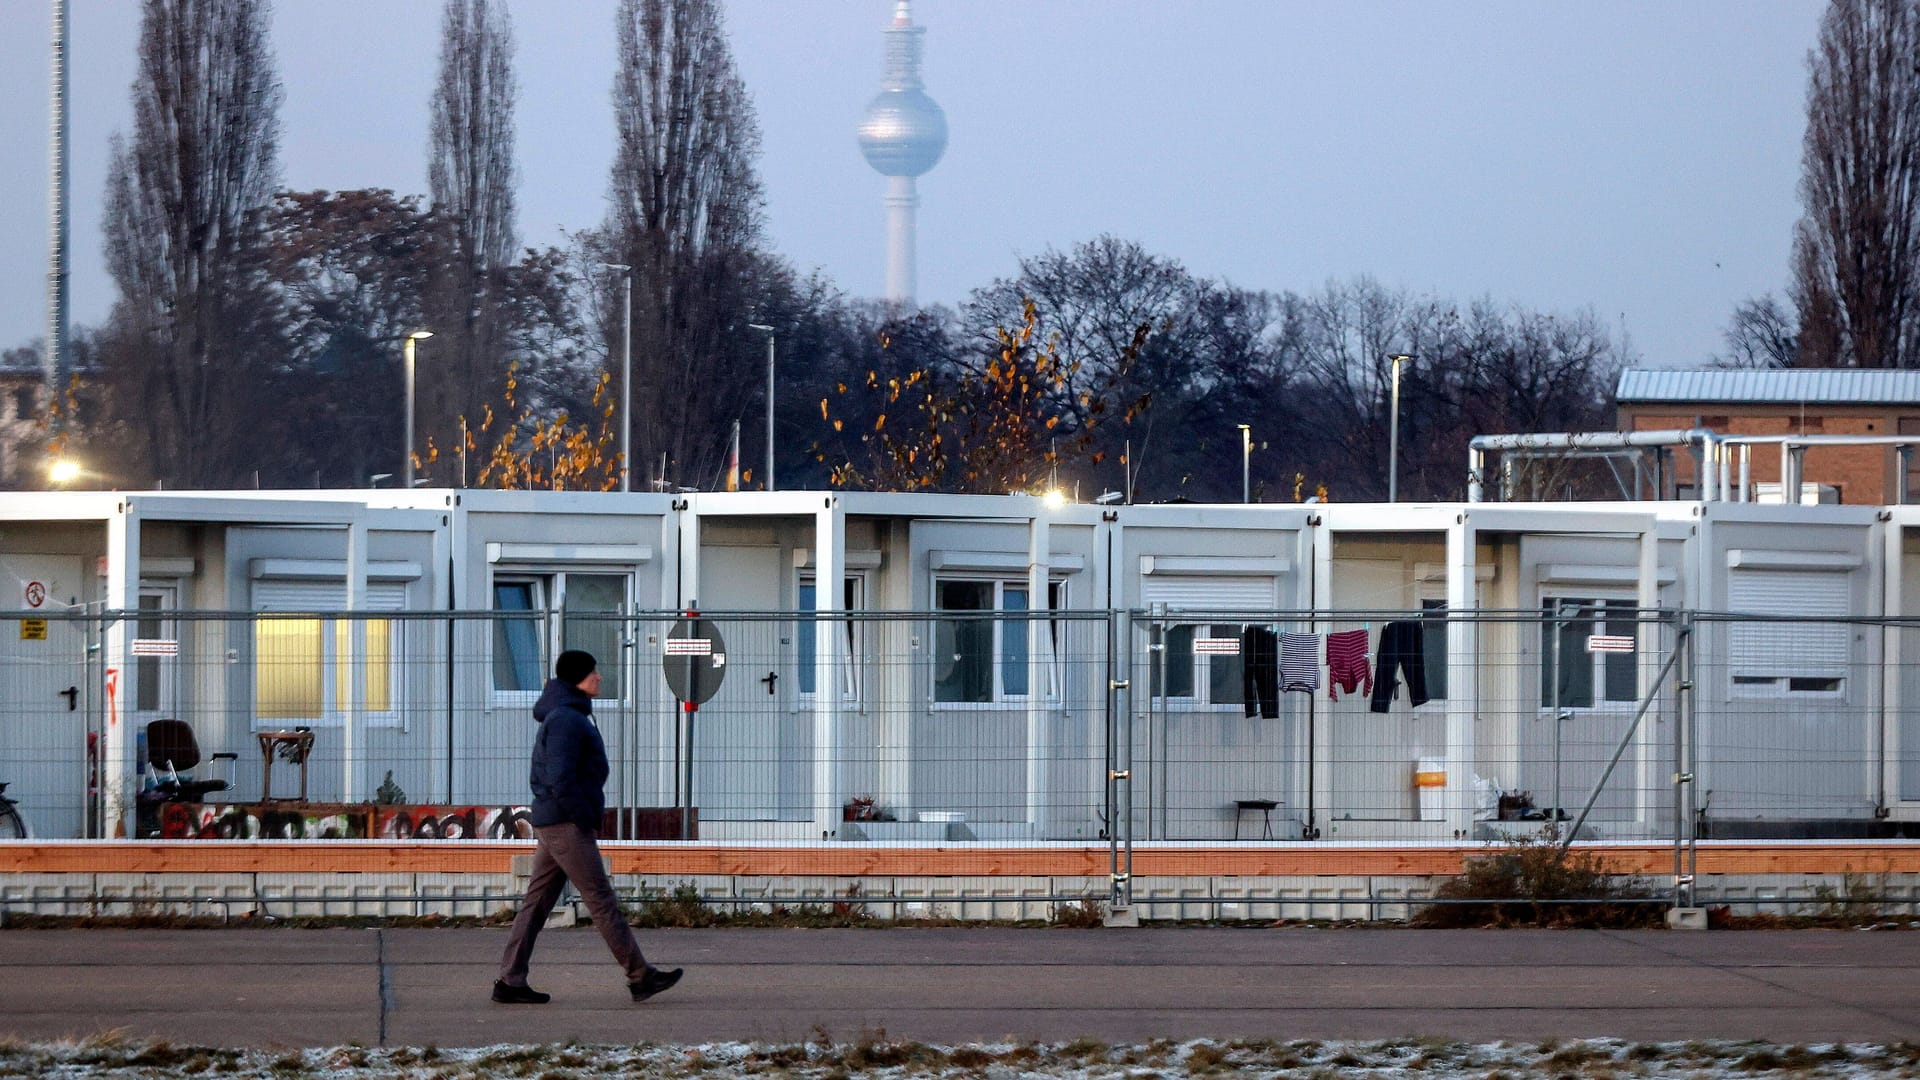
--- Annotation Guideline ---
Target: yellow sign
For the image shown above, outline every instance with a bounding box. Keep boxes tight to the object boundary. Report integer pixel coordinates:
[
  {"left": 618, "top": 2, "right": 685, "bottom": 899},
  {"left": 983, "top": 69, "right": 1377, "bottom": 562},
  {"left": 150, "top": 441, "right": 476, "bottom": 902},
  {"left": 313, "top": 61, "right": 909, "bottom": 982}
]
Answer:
[{"left": 20, "top": 619, "right": 47, "bottom": 641}]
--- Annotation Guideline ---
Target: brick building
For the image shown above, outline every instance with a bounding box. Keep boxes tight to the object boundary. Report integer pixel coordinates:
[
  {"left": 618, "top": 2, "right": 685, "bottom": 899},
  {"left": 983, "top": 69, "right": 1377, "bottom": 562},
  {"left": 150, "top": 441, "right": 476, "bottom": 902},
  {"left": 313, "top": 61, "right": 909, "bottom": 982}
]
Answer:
[{"left": 1616, "top": 368, "right": 1920, "bottom": 504}]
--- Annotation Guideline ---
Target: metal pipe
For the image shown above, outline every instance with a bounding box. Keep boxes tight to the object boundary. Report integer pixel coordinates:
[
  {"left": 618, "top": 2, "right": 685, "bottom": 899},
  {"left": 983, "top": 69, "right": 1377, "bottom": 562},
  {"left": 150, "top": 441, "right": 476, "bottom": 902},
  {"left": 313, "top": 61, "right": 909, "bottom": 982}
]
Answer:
[{"left": 1466, "top": 429, "right": 1722, "bottom": 502}]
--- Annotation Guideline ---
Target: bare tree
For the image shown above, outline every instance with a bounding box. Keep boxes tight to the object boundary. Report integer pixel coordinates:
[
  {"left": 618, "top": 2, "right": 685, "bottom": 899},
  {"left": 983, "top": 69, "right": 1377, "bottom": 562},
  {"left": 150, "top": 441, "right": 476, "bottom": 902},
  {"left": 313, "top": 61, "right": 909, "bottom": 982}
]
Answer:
[
  {"left": 606, "top": 0, "right": 768, "bottom": 489},
  {"left": 101, "top": 0, "right": 283, "bottom": 487},
  {"left": 1275, "top": 279, "right": 1621, "bottom": 501},
  {"left": 1717, "top": 295, "right": 1800, "bottom": 368},
  {"left": 961, "top": 237, "right": 1277, "bottom": 501},
  {"left": 1792, "top": 0, "right": 1920, "bottom": 368},
  {"left": 424, "top": 0, "right": 520, "bottom": 469}
]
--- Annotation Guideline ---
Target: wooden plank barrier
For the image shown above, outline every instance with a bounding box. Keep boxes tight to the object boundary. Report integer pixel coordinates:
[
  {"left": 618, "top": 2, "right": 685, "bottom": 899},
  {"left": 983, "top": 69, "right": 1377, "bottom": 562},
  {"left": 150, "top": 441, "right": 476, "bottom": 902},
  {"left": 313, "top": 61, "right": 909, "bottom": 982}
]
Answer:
[{"left": 2, "top": 843, "right": 1918, "bottom": 879}]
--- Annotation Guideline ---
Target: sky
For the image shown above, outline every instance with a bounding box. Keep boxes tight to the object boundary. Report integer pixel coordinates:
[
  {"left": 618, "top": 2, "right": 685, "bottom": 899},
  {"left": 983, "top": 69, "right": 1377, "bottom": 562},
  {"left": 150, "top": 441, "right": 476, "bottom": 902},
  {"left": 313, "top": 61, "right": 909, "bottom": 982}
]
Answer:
[{"left": 0, "top": 0, "right": 1824, "bottom": 369}]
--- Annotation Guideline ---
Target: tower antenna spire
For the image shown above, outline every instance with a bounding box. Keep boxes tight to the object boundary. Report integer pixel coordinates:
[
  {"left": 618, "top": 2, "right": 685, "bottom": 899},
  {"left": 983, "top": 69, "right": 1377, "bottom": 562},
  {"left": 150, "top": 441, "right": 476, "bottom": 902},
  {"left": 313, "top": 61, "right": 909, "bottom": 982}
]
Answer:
[{"left": 858, "top": 0, "right": 946, "bottom": 305}]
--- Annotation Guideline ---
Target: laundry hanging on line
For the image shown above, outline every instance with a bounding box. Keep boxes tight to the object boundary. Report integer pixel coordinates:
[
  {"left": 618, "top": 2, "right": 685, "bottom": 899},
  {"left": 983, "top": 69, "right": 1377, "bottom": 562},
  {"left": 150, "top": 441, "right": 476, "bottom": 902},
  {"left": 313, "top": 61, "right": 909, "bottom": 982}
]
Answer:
[
  {"left": 1326, "top": 628, "right": 1370, "bottom": 701},
  {"left": 1240, "top": 626, "right": 1280, "bottom": 719},
  {"left": 1279, "top": 632, "right": 1320, "bottom": 694},
  {"left": 1369, "top": 620, "right": 1430, "bottom": 713}
]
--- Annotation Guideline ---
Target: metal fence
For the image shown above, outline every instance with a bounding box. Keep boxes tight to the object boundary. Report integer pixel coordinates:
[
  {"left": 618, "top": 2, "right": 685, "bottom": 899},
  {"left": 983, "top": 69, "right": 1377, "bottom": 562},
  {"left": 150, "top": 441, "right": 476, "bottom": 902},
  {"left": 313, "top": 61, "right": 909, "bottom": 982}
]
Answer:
[{"left": 3, "top": 604, "right": 1918, "bottom": 905}]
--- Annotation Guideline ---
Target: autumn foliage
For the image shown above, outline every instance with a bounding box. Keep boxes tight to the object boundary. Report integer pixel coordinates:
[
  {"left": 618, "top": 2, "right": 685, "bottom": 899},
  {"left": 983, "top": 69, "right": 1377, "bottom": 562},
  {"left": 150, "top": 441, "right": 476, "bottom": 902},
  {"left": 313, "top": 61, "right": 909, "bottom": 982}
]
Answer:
[
  {"left": 420, "top": 362, "right": 624, "bottom": 491},
  {"left": 820, "top": 300, "right": 1150, "bottom": 494}
]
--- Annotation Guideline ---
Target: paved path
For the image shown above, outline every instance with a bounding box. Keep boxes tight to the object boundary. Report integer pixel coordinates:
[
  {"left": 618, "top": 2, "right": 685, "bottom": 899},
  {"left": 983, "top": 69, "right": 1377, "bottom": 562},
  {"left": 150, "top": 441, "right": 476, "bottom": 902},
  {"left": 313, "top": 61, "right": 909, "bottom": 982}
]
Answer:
[{"left": 0, "top": 927, "right": 1916, "bottom": 1048}]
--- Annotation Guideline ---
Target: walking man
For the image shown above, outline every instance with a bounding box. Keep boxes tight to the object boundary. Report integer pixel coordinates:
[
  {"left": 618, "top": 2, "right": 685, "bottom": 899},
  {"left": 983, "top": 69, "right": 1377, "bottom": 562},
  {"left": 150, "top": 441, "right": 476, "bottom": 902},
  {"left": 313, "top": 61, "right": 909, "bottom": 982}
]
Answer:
[{"left": 494, "top": 649, "right": 683, "bottom": 1004}]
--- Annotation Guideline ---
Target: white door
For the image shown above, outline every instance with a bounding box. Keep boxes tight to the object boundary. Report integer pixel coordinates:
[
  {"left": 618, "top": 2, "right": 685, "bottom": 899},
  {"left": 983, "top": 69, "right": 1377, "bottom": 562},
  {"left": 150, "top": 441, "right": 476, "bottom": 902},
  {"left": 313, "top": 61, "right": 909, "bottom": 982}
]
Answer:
[
  {"left": 692, "top": 547, "right": 782, "bottom": 820},
  {"left": 0, "top": 555, "right": 89, "bottom": 838}
]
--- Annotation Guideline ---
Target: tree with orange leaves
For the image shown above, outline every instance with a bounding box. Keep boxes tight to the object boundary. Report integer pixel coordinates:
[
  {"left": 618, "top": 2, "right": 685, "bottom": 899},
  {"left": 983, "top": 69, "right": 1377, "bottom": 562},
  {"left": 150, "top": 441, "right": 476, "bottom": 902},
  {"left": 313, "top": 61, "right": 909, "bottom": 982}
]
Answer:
[
  {"left": 819, "top": 299, "right": 1149, "bottom": 494},
  {"left": 419, "top": 361, "right": 624, "bottom": 491}
]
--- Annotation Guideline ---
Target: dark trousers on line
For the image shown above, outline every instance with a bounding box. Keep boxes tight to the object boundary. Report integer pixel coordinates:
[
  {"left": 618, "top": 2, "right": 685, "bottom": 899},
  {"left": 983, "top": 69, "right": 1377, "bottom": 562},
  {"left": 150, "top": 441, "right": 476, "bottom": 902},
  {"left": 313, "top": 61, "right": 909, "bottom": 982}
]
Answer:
[
  {"left": 1369, "top": 620, "right": 1430, "bottom": 713},
  {"left": 499, "top": 823, "right": 648, "bottom": 985}
]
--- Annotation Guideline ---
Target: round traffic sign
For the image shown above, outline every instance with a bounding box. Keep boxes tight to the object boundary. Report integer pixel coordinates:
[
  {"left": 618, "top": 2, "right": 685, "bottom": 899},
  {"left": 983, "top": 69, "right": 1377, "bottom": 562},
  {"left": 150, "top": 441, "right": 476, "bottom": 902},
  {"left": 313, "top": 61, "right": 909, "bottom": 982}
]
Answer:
[{"left": 662, "top": 617, "right": 727, "bottom": 705}]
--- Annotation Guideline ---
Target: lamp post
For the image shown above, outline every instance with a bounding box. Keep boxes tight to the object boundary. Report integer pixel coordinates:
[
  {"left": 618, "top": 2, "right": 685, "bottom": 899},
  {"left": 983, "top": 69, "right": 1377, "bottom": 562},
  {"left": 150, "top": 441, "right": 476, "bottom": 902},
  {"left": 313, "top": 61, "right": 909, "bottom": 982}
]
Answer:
[
  {"left": 748, "top": 323, "right": 775, "bottom": 490},
  {"left": 1386, "top": 353, "right": 1415, "bottom": 502},
  {"left": 1237, "top": 424, "right": 1252, "bottom": 503},
  {"left": 602, "top": 264, "right": 633, "bottom": 492},
  {"left": 402, "top": 330, "right": 434, "bottom": 488}
]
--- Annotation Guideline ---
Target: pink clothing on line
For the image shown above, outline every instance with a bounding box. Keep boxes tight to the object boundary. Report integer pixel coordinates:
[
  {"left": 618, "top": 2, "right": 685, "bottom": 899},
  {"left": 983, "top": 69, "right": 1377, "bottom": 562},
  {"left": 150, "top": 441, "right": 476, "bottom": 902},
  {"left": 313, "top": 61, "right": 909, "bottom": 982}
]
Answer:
[{"left": 1326, "top": 628, "right": 1371, "bottom": 701}]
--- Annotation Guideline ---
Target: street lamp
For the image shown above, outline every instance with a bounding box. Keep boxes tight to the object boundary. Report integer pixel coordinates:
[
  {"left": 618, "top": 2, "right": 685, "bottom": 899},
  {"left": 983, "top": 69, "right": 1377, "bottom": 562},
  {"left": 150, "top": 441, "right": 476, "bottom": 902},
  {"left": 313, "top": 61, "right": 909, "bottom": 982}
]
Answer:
[
  {"left": 1386, "top": 353, "right": 1415, "bottom": 502},
  {"left": 1237, "top": 424, "right": 1252, "bottom": 503},
  {"left": 602, "top": 264, "right": 633, "bottom": 492},
  {"left": 402, "top": 330, "right": 434, "bottom": 488},
  {"left": 748, "top": 323, "right": 775, "bottom": 491}
]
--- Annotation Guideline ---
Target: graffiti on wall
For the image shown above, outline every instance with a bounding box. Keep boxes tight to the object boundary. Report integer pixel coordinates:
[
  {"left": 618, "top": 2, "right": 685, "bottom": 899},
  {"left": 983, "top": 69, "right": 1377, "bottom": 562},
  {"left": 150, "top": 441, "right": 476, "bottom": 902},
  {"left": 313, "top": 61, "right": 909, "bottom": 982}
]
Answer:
[
  {"left": 374, "top": 805, "right": 533, "bottom": 840},
  {"left": 156, "top": 803, "right": 368, "bottom": 839},
  {"left": 148, "top": 803, "right": 532, "bottom": 840}
]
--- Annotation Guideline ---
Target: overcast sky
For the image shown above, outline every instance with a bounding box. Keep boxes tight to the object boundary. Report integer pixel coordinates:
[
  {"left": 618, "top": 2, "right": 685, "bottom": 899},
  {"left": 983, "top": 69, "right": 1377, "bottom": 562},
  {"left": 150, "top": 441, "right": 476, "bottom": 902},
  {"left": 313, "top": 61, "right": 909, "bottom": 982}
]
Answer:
[{"left": 0, "top": 0, "right": 1823, "bottom": 368}]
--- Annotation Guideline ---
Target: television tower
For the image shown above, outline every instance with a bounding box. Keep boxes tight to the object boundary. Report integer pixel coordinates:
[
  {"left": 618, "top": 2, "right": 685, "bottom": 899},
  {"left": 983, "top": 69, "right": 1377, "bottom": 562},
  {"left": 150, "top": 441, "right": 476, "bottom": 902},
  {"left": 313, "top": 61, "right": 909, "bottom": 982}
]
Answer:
[{"left": 857, "top": 1, "right": 946, "bottom": 305}]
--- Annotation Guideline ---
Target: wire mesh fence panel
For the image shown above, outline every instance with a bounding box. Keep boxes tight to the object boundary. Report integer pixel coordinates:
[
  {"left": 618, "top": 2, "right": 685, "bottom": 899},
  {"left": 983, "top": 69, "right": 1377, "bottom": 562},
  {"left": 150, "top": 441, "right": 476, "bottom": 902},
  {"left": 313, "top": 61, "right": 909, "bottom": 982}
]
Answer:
[
  {"left": 1131, "top": 615, "right": 1308, "bottom": 841},
  {"left": 1690, "top": 612, "right": 1889, "bottom": 834},
  {"left": 0, "top": 610, "right": 95, "bottom": 840},
  {"left": 1129, "top": 608, "right": 1687, "bottom": 844},
  {"left": 8, "top": 603, "right": 1918, "bottom": 855},
  {"left": 1900, "top": 624, "right": 1920, "bottom": 808}
]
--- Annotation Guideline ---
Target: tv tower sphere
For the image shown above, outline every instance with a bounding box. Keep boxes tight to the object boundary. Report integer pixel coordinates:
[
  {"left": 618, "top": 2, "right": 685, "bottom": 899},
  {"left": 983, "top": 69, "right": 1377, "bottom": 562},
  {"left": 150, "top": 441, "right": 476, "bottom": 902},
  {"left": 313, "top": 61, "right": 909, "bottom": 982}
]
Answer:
[{"left": 858, "top": 2, "right": 947, "bottom": 177}]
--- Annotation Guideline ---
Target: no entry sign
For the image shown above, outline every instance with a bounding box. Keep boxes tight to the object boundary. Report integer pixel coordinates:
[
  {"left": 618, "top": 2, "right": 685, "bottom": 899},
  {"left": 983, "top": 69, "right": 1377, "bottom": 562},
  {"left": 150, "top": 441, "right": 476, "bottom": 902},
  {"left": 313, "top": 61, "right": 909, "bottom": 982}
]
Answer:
[{"left": 662, "top": 616, "right": 727, "bottom": 706}]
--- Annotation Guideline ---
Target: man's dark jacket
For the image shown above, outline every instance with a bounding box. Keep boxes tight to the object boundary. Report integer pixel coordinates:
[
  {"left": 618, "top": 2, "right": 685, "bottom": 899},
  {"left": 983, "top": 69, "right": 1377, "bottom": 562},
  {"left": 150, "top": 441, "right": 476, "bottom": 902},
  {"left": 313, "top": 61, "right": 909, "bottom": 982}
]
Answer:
[{"left": 529, "top": 678, "right": 608, "bottom": 831}]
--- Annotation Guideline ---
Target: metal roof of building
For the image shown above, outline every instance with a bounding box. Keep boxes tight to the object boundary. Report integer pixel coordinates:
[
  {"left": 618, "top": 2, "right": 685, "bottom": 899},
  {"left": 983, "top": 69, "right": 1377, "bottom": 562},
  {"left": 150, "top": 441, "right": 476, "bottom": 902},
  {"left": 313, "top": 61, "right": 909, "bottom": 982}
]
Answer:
[{"left": 1617, "top": 367, "right": 1920, "bottom": 406}]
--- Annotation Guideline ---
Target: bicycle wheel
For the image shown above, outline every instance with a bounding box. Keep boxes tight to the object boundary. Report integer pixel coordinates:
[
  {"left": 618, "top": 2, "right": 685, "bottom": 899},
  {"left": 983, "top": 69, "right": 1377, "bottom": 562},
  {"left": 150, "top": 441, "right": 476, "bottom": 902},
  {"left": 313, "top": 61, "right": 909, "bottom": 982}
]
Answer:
[{"left": 0, "top": 801, "right": 27, "bottom": 840}]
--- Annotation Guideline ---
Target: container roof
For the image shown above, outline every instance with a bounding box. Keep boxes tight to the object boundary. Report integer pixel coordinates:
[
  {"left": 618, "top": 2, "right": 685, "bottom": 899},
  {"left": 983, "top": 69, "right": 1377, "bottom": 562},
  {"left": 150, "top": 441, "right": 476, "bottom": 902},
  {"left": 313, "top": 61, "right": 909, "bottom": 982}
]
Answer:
[{"left": 1617, "top": 367, "right": 1920, "bottom": 406}]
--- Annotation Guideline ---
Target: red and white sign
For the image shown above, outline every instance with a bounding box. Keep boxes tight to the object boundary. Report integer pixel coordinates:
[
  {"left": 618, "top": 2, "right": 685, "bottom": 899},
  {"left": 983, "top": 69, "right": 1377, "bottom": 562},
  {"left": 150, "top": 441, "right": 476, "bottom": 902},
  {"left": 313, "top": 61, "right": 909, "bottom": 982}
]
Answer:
[
  {"left": 131, "top": 639, "right": 180, "bottom": 657},
  {"left": 1586, "top": 635, "right": 1636, "bottom": 653},
  {"left": 23, "top": 581, "right": 46, "bottom": 608},
  {"left": 664, "top": 638, "right": 713, "bottom": 656},
  {"left": 1194, "top": 637, "right": 1241, "bottom": 655}
]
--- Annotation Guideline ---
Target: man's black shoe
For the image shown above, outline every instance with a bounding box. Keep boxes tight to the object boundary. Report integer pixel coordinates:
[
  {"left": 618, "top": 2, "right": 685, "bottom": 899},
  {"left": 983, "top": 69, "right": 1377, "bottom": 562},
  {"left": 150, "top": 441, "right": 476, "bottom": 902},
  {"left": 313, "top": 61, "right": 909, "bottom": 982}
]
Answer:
[
  {"left": 492, "top": 980, "right": 551, "bottom": 1005},
  {"left": 629, "top": 966, "right": 683, "bottom": 1002}
]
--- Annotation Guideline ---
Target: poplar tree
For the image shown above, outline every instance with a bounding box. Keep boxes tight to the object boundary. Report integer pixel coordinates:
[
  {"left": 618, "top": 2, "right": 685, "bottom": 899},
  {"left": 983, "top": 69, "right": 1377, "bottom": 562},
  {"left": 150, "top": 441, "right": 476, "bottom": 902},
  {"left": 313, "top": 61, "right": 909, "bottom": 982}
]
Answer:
[
  {"left": 101, "top": 0, "right": 284, "bottom": 487},
  {"left": 425, "top": 0, "right": 520, "bottom": 472},
  {"left": 1792, "top": 0, "right": 1920, "bottom": 368},
  {"left": 606, "top": 0, "right": 769, "bottom": 490}
]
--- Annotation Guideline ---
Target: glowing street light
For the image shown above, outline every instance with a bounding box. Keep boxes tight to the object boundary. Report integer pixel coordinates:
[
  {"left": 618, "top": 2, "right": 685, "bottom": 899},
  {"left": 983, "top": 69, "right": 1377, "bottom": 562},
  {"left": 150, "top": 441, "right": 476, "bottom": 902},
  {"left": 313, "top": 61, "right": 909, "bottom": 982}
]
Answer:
[
  {"left": 747, "top": 323, "right": 775, "bottom": 490},
  {"left": 603, "top": 264, "right": 633, "bottom": 491},
  {"left": 1386, "top": 353, "right": 1415, "bottom": 502},
  {"left": 403, "top": 330, "right": 434, "bottom": 488},
  {"left": 1237, "top": 424, "right": 1252, "bottom": 503}
]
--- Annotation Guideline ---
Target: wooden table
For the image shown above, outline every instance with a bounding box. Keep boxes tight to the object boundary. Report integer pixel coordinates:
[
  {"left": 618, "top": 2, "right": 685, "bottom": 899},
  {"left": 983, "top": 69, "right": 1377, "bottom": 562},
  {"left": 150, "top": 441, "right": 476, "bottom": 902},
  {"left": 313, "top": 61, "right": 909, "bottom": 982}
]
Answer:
[{"left": 257, "top": 730, "right": 315, "bottom": 802}]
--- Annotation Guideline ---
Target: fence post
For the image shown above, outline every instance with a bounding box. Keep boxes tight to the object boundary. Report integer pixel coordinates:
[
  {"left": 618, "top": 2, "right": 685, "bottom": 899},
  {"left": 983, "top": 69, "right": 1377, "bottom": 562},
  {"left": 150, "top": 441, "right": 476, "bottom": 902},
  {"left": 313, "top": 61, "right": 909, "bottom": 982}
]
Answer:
[
  {"left": 1672, "top": 610, "right": 1697, "bottom": 908},
  {"left": 103, "top": 505, "right": 140, "bottom": 837},
  {"left": 1109, "top": 607, "right": 1134, "bottom": 916}
]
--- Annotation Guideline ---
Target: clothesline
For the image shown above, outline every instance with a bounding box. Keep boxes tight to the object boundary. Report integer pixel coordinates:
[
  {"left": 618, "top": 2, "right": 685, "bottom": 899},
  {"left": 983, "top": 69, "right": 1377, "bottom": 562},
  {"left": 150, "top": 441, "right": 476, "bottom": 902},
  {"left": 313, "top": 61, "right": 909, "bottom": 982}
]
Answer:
[{"left": 1237, "top": 623, "right": 1434, "bottom": 718}]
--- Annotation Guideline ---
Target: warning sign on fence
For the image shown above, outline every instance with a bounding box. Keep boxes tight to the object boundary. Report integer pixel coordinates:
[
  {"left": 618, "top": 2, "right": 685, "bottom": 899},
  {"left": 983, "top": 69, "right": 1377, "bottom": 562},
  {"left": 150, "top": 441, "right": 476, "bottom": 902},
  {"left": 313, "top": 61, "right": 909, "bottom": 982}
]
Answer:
[
  {"left": 1585, "top": 634, "right": 1635, "bottom": 653},
  {"left": 19, "top": 619, "right": 47, "bottom": 640}
]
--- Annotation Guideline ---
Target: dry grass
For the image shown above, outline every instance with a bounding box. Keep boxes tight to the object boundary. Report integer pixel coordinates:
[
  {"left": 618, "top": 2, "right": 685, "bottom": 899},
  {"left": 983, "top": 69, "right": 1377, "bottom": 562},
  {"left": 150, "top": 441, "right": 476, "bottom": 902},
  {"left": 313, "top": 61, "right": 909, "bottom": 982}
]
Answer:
[{"left": 1410, "top": 828, "right": 1663, "bottom": 928}]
